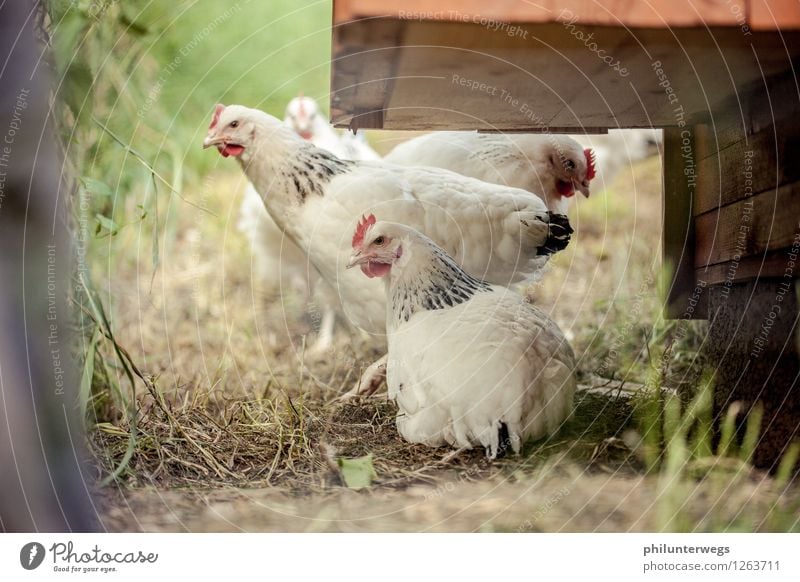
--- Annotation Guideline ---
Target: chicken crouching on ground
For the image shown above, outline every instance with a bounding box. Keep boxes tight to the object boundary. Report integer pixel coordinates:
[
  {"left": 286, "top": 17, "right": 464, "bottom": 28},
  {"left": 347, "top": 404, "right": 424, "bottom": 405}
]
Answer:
[
  {"left": 385, "top": 132, "right": 596, "bottom": 214},
  {"left": 347, "top": 215, "right": 577, "bottom": 457},
  {"left": 203, "top": 103, "right": 572, "bottom": 392}
]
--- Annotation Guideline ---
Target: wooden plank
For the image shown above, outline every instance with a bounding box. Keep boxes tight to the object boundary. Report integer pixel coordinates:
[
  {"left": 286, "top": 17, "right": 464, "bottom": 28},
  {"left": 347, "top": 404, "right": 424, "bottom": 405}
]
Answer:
[
  {"left": 663, "top": 127, "right": 702, "bottom": 319},
  {"left": 694, "top": 121, "right": 800, "bottom": 216},
  {"left": 749, "top": 65, "right": 800, "bottom": 135},
  {"left": 697, "top": 247, "right": 798, "bottom": 285},
  {"left": 330, "top": 18, "right": 404, "bottom": 128},
  {"left": 749, "top": 0, "right": 800, "bottom": 31},
  {"left": 331, "top": 16, "right": 800, "bottom": 130},
  {"left": 694, "top": 181, "right": 800, "bottom": 268},
  {"left": 706, "top": 281, "right": 800, "bottom": 472},
  {"left": 694, "top": 117, "right": 748, "bottom": 163},
  {"left": 333, "top": 0, "right": 747, "bottom": 27}
]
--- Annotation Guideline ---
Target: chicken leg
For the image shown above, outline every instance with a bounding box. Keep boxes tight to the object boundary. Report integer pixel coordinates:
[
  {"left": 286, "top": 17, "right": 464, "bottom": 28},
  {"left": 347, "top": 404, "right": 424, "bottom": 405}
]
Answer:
[{"left": 341, "top": 354, "right": 388, "bottom": 399}]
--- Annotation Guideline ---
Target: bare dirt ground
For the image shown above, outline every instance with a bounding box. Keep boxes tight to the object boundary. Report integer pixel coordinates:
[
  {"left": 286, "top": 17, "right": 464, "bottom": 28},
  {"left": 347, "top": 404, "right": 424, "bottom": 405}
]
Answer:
[{"left": 89, "top": 155, "right": 799, "bottom": 532}]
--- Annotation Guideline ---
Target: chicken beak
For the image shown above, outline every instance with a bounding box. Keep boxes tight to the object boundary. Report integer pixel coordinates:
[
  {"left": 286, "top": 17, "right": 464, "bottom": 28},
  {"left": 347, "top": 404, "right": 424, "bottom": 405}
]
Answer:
[
  {"left": 346, "top": 251, "right": 367, "bottom": 269},
  {"left": 202, "top": 134, "right": 223, "bottom": 149},
  {"left": 577, "top": 181, "right": 591, "bottom": 198}
]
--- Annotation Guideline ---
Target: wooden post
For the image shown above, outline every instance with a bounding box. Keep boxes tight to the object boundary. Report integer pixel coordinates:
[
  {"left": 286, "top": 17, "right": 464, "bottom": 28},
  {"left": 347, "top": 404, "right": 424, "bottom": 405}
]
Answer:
[
  {"left": 707, "top": 279, "right": 800, "bottom": 470},
  {"left": 663, "top": 126, "right": 706, "bottom": 319}
]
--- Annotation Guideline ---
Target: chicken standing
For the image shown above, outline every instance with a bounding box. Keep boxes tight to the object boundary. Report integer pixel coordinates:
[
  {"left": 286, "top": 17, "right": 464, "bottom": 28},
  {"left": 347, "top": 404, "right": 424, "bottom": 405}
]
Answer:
[
  {"left": 574, "top": 129, "right": 662, "bottom": 191},
  {"left": 348, "top": 216, "right": 576, "bottom": 457},
  {"left": 282, "top": 94, "right": 351, "bottom": 156},
  {"left": 385, "top": 132, "right": 596, "bottom": 213},
  {"left": 237, "top": 95, "right": 378, "bottom": 352},
  {"left": 204, "top": 104, "right": 572, "bottom": 391}
]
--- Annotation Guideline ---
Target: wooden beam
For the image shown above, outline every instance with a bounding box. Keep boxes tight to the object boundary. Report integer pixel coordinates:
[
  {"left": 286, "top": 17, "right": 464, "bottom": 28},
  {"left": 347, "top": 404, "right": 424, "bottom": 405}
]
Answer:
[
  {"left": 707, "top": 281, "right": 800, "bottom": 473},
  {"left": 663, "top": 126, "right": 703, "bottom": 318},
  {"left": 333, "top": 0, "right": 748, "bottom": 27},
  {"left": 330, "top": 19, "right": 404, "bottom": 128},
  {"left": 750, "top": 0, "right": 800, "bottom": 31},
  {"left": 697, "top": 248, "right": 798, "bottom": 286},
  {"left": 694, "top": 123, "right": 800, "bottom": 216},
  {"left": 331, "top": 16, "right": 800, "bottom": 130},
  {"left": 695, "top": 181, "right": 800, "bottom": 269}
]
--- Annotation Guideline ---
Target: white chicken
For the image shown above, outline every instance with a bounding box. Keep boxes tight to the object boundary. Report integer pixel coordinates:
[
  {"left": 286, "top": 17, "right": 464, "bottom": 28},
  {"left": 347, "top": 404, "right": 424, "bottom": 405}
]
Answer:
[
  {"left": 574, "top": 129, "right": 662, "bottom": 191},
  {"left": 385, "top": 132, "right": 596, "bottom": 214},
  {"left": 348, "top": 216, "right": 576, "bottom": 457},
  {"left": 204, "top": 104, "right": 572, "bottom": 391},
  {"left": 237, "top": 95, "right": 378, "bottom": 352},
  {"left": 283, "top": 94, "right": 349, "bottom": 156},
  {"left": 340, "top": 130, "right": 381, "bottom": 162},
  {"left": 207, "top": 104, "right": 571, "bottom": 327}
]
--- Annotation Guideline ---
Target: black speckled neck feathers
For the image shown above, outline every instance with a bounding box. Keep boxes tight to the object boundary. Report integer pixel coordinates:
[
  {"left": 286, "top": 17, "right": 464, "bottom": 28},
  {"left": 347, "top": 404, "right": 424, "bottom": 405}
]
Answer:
[
  {"left": 390, "top": 244, "right": 492, "bottom": 323},
  {"left": 281, "top": 143, "right": 354, "bottom": 202}
]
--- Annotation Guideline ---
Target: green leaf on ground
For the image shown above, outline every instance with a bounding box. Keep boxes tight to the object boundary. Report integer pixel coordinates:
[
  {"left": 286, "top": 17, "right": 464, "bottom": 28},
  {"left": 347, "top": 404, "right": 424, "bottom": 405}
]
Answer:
[
  {"left": 82, "top": 177, "right": 113, "bottom": 198},
  {"left": 337, "top": 455, "right": 377, "bottom": 489},
  {"left": 95, "top": 213, "right": 119, "bottom": 236}
]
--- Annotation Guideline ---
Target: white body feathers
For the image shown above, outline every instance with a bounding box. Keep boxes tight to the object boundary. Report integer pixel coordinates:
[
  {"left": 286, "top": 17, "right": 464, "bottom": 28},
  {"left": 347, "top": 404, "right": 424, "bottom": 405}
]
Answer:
[
  {"left": 385, "top": 131, "right": 589, "bottom": 213},
  {"left": 389, "top": 290, "right": 576, "bottom": 456},
  {"left": 236, "top": 97, "right": 379, "bottom": 348},
  {"left": 216, "top": 106, "right": 570, "bottom": 336},
  {"left": 370, "top": 224, "right": 576, "bottom": 457}
]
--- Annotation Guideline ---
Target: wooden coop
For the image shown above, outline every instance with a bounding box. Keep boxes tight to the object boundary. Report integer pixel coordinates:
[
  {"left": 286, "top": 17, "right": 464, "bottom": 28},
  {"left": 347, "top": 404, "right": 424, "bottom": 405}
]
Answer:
[{"left": 329, "top": 0, "right": 800, "bottom": 469}]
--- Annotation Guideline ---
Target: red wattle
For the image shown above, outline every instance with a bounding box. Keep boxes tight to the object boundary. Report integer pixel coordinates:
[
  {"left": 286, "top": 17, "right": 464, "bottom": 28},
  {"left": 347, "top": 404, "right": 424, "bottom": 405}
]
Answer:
[
  {"left": 219, "top": 144, "right": 245, "bottom": 158},
  {"left": 360, "top": 261, "right": 392, "bottom": 278},
  {"left": 556, "top": 179, "right": 575, "bottom": 197}
]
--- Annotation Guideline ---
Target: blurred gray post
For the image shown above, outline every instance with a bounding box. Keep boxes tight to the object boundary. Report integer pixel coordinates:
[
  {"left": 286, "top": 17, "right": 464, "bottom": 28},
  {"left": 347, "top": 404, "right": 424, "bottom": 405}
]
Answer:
[{"left": 0, "top": 0, "right": 96, "bottom": 531}]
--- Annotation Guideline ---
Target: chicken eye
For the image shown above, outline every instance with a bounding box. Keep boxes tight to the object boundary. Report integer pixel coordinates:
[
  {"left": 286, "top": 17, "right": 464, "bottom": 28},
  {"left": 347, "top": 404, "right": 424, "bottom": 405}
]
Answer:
[
  {"left": 230, "top": 120, "right": 239, "bottom": 128},
  {"left": 374, "top": 236, "right": 385, "bottom": 246},
  {"left": 564, "top": 159, "right": 576, "bottom": 171}
]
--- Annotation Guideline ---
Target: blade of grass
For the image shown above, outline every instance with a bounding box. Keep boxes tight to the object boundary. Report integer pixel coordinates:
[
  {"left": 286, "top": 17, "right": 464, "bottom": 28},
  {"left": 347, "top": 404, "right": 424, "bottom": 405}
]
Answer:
[
  {"left": 91, "top": 116, "right": 215, "bottom": 216},
  {"left": 740, "top": 404, "right": 764, "bottom": 464},
  {"left": 78, "top": 328, "right": 100, "bottom": 427},
  {"left": 718, "top": 402, "right": 742, "bottom": 458},
  {"left": 78, "top": 273, "right": 138, "bottom": 486},
  {"left": 774, "top": 442, "right": 800, "bottom": 488}
]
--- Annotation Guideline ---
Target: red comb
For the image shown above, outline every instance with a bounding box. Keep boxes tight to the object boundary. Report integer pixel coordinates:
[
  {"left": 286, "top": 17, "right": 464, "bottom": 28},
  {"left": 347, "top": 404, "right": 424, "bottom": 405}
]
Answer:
[
  {"left": 352, "top": 214, "right": 376, "bottom": 249},
  {"left": 584, "top": 148, "right": 596, "bottom": 180},
  {"left": 209, "top": 104, "right": 225, "bottom": 130}
]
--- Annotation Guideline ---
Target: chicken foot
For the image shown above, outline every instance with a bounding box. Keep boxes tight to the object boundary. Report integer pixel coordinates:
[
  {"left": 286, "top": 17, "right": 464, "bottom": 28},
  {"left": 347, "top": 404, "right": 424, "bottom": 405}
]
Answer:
[{"left": 340, "top": 353, "right": 388, "bottom": 400}]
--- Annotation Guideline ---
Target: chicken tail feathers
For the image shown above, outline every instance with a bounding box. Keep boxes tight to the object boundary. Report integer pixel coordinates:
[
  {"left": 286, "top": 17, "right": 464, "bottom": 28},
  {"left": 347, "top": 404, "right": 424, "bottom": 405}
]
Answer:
[
  {"left": 537, "top": 212, "right": 573, "bottom": 256},
  {"left": 492, "top": 422, "right": 512, "bottom": 459}
]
